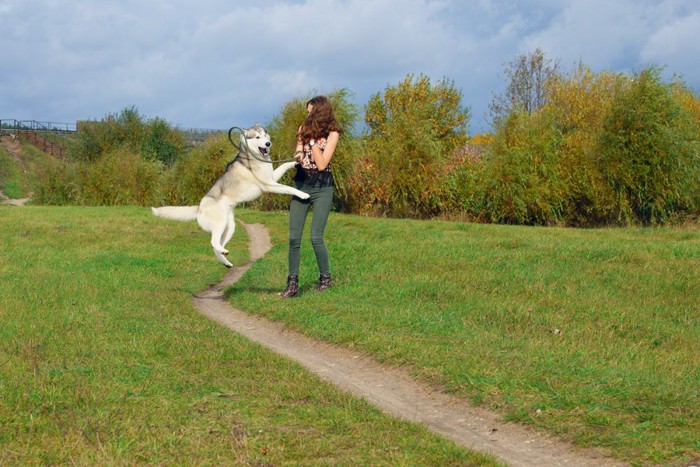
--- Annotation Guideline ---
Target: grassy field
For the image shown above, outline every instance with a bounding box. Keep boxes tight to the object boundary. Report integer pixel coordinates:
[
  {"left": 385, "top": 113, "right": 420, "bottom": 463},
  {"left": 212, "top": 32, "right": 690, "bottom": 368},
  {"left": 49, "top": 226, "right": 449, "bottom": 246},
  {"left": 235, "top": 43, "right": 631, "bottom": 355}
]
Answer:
[
  {"left": 229, "top": 208, "right": 699, "bottom": 466},
  {"left": 0, "top": 206, "right": 497, "bottom": 465}
]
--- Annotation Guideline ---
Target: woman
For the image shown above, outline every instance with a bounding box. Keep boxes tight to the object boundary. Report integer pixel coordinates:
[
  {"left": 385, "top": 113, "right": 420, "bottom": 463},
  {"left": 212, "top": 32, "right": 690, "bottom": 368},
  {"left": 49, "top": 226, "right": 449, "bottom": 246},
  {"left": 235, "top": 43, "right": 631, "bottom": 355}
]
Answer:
[{"left": 279, "top": 95, "right": 341, "bottom": 298}]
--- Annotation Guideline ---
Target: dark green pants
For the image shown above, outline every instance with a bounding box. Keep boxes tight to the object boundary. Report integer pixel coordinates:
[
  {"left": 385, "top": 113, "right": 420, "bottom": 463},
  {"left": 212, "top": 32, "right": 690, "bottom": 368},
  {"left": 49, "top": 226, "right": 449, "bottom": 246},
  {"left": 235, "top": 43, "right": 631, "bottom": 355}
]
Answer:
[{"left": 288, "top": 184, "right": 333, "bottom": 276}]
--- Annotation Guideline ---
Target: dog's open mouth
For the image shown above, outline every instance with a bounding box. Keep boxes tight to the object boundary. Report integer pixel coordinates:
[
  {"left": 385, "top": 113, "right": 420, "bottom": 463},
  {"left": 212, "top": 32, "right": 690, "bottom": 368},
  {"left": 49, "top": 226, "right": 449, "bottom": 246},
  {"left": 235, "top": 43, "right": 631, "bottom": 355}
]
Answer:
[{"left": 258, "top": 147, "right": 269, "bottom": 158}]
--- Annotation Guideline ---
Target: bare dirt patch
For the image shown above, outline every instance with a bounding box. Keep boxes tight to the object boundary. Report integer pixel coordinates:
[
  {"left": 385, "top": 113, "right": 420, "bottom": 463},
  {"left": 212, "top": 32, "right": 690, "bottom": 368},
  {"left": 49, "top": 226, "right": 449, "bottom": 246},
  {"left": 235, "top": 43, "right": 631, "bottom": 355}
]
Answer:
[
  {"left": 0, "top": 192, "right": 30, "bottom": 206},
  {"left": 193, "top": 222, "right": 626, "bottom": 467}
]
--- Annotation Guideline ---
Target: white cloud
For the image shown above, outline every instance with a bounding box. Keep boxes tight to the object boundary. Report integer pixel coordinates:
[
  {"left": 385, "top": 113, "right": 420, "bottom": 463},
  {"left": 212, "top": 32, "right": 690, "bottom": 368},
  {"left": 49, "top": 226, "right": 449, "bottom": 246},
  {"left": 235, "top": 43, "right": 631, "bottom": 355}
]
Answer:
[
  {"left": 520, "top": 0, "right": 700, "bottom": 75},
  {"left": 0, "top": 0, "right": 698, "bottom": 133},
  {"left": 641, "top": 11, "right": 700, "bottom": 81}
]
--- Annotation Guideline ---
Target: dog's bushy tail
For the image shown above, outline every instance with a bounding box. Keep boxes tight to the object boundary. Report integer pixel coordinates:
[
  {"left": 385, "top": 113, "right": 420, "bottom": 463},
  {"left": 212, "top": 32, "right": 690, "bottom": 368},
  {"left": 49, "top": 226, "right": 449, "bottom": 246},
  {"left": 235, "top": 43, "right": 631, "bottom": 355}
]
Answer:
[{"left": 151, "top": 206, "right": 198, "bottom": 222}]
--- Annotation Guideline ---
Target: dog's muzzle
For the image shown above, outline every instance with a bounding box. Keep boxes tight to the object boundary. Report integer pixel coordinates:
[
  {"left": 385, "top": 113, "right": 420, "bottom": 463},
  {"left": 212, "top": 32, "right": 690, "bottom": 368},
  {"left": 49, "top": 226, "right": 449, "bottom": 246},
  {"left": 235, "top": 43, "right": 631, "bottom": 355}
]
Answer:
[{"left": 258, "top": 143, "right": 271, "bottom": 158}]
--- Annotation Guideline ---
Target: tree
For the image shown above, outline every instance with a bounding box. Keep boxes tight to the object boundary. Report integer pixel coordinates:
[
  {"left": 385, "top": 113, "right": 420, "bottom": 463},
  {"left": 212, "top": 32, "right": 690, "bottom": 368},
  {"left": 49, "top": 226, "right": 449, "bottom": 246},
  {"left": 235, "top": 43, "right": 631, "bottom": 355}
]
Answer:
[
  {"left": 142, "top": 117, "right": 186, "bottom": 166},
  {"left": 70, "top": 106, "right": 185, "bottom": 165},
  {"left": 489, "top": 48, "right": 560, "bottom": 127},
  {"left": 365, "top": 74, "right": 468, "bottom": 146},
  {"left": 598, "top": 67, "right": 699, "bottom": 224},
  {"left": 544, "top": 63, "right": 628, "bottom": 226},
  {"left": 348, "top": 74, "right": 470, "bottom": 217}
]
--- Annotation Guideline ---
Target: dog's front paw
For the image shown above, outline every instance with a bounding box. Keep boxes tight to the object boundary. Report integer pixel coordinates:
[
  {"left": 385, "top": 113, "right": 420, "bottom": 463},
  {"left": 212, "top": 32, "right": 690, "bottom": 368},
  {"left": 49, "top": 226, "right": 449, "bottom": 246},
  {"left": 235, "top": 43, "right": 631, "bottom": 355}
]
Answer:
[{"left": 297, "top": 192, "right": 310, "bottom": 200}]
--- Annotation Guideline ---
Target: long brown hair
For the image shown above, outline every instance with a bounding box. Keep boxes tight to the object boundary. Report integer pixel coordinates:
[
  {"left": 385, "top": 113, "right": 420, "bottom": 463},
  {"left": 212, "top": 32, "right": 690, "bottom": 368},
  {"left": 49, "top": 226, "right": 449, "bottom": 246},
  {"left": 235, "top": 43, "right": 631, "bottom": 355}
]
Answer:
[{"left": 298, "top": 95, "right": 342, "bottom": 144}]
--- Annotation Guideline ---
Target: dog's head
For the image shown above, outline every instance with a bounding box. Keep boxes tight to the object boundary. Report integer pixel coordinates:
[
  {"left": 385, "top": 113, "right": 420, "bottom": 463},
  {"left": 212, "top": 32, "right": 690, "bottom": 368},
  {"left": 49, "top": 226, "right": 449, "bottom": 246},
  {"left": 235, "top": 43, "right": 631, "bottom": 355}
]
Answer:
[{"left": 239, "top": 124, "right": 271, "bottom": 159}]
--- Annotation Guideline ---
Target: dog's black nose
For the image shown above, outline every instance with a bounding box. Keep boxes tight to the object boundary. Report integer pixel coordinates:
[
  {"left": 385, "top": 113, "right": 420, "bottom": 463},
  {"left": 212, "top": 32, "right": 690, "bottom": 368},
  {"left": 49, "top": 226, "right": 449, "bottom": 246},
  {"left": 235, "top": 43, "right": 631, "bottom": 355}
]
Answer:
[{"left": 266, "top": 142, "right": 271, "bottom": 147}]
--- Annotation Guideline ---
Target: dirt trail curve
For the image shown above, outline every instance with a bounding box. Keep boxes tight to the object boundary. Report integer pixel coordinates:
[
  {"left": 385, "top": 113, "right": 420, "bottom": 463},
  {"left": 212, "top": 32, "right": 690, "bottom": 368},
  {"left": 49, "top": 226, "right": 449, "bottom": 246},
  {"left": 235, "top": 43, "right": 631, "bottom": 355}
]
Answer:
[{"left": 193, "top": 222, "right": 626, "bottom": 467}]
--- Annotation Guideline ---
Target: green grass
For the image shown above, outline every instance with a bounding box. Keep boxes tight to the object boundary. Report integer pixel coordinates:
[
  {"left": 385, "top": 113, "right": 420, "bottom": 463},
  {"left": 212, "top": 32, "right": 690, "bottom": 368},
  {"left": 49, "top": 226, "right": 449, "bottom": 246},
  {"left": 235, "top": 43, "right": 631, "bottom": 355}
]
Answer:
[
  {"left": 0, "top": 142, "right": 49, "bottom": 199},
  {"left": 0, "top": 206, "right": 497, "bottom": 465},
  {"left": 230, "top": 209, "right": 700, "bottom": 466},
  {"left": 0, "top": 145, "right": 25, "bottom": 198}
]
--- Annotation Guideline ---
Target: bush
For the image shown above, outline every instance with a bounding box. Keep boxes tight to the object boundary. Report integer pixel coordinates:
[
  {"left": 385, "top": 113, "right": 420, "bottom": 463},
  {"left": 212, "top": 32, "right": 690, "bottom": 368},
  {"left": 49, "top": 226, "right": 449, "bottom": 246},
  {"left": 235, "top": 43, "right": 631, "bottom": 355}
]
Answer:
[
  {"left": 25, "top": 64, "right": 700, "bottom": 226},
  {"left": 347, "top": 74, "right": 469, "bottom": 218},
  {"left": 475, "top": 110, "right": 565, "bottom": 225},
  {"left": 33, "top": 157, "right": 83, "bottom": 205},
  {"left": 158, "top": 134, "right": 233, "bottom": 206},
  {"left": 598, "top": 67, "right": 699, "bottom": 224},
  {"left": 34, "top": 148, "right": 163, "bottom": 206},
  {"left": 143, "top": 117, "right": 186, "bottom": 165},
  {"left": 80, "top": 148, "right": 162, "bottom": 206},
  {"left": 479, "top": 63, "right": 699, "bottom": 226},
  {"left": 71, "top": 107, "right": 185, "bottom": 165},
  {"left": 545, "top": 64, "right": 626, "bottom": 226}
]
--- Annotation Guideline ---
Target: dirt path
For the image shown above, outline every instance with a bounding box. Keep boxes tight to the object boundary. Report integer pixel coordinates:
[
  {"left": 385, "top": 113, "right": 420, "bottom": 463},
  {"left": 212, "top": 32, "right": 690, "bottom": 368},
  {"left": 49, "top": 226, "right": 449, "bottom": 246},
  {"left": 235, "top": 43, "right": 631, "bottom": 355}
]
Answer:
[
  {"left": 193, "top": 222, "right": 626, "bottom": 467},
  {"left": 0, "top": 192, "right": 30, "bottom": 206}
]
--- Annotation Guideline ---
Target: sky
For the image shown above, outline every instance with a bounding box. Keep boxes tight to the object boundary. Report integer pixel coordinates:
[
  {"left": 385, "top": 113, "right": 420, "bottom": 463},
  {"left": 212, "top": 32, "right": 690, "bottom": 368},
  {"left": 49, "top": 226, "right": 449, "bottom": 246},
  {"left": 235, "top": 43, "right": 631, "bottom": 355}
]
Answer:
[{"left": 1, "top": 0, "right": 698, "bottom": 134}]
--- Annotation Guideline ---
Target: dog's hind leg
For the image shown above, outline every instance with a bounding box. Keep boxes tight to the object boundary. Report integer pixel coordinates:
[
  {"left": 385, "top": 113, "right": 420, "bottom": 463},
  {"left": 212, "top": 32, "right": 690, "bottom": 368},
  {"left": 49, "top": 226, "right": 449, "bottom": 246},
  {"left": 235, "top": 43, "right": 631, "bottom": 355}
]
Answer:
[
  {"left": 209, "top": 222, "right": 233, "bottom": 268},
  {"left": 220, "top": 210, "right": 236, "bottom": 253},
  {"left": 213, "top": 250, "right": 233, "bottom": 268},
  {"left": 211, "top": 232, "right": 233, "bottom": 268},
  {"left": 199, "top": 202, "right": 233, "bottom": 267}
]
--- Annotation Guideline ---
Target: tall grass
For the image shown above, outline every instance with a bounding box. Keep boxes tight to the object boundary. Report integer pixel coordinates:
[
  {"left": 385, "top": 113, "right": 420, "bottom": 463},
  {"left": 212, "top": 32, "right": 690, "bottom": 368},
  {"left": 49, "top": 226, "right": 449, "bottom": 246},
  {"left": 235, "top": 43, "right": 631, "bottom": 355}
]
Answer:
[
  {"left": 0, "top": 206, "right": 495, "bottom": 465},
  {"left": 230, "top": 209, "right": 699, "bottom": 465},
  {"left": 0, "top": 142, "right": 50, "bottom": 200}
]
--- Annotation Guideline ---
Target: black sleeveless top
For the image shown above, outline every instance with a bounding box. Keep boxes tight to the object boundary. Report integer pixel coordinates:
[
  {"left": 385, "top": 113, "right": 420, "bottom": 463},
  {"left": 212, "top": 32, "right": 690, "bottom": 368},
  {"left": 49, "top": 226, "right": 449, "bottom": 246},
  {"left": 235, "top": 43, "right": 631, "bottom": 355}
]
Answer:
[{"left": 294, "top": 136, "right": 334, "bottom": 188}]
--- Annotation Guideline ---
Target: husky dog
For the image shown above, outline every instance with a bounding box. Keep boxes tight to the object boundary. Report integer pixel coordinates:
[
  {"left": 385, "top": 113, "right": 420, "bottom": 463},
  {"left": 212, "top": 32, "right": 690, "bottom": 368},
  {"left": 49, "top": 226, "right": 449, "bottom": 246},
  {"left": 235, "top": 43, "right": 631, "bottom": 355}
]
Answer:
[{"left": 152, "top": 125, "right": 308, "bottom": 267}]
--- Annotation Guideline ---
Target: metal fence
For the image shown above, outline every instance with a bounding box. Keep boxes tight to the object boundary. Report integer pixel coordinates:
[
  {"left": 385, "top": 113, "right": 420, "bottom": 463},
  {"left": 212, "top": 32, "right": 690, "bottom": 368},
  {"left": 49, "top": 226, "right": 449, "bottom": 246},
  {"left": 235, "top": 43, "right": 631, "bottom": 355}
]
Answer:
[
  {"left": 0, "top": 119, "right": 77, "bottom": 134},
  {"left": 0, "top": 119, "right": 76, "bottom": 157}
]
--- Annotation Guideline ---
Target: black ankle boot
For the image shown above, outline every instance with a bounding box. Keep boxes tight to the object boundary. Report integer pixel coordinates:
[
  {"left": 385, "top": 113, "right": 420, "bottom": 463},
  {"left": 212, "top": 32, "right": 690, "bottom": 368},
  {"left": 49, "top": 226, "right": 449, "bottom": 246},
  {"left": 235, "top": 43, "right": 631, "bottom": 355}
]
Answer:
[
  {"left": 279, "top": 275, "right": 299, "bottom": 298},
  {"left": 316, "top": 273, "right": 332, "bottom": 292}
]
